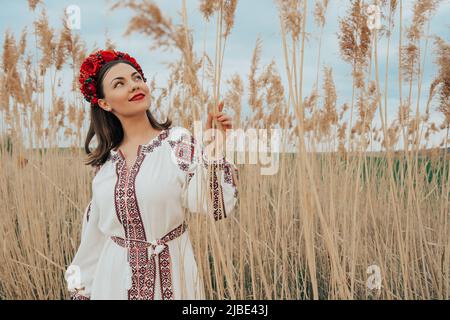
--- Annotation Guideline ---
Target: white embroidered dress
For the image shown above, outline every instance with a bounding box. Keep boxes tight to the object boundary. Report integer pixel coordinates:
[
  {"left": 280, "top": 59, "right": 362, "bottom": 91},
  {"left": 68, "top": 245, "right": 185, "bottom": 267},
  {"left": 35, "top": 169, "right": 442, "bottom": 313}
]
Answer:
[{"left": 64, "top": 126, "right": 239, "bottom": 300}]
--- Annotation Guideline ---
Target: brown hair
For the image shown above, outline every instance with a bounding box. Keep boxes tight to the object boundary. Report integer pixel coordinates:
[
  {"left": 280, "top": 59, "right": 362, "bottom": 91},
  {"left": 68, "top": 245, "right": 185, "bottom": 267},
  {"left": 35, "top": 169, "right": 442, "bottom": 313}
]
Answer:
[{"left": 84, "top": 60, "right": 172, "bottom": 168}]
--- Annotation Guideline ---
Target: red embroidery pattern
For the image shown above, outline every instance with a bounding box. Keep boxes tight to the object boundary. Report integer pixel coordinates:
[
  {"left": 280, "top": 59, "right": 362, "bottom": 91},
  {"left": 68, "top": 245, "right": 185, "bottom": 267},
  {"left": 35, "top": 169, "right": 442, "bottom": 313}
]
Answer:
[
  {"left": 208, "top": 163, "right": 226, "bottom": 221},
  {"left": 112, "top": 128, "right": 173, "bottom": 300},
  {"left": 187, "top": 172, "right": 195, "bottom": 184},
  {"left": 70, "top": 291, "right": 90, "bottom": 300},
  {"left": 168, "top": 134, "right": 195, "bottom": 172},
  {"left": 111, "top": 221, "right": 187, "bottom": 300},
  {"left": 201, "top": 152, "right": 226, "bottom": 170},
  {"left": 223, "top": 162, "right": 239, "bottom": 199},
  {"left": 110, "top": 152, "right": 121, "bottom": 163},
  {"left": 167, "top": 131, "right": 239, "bottom": 220},
  {"left": 168, "top": 131, "right": 233, "bottom": 172}
]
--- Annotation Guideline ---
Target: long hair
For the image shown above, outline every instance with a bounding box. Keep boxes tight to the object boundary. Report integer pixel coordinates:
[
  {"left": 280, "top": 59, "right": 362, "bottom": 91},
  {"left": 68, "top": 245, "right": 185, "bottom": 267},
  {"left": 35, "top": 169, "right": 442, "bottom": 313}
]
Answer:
[{"left": 84, "top": 59, "right": 172, "bottom": 168}]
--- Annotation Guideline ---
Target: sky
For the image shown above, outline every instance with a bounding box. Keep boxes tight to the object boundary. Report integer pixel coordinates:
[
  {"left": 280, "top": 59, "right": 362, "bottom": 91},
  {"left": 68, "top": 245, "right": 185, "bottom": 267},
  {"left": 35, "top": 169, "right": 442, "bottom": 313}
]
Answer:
[{"left": 0, "top": 0, "right": 449, "bottom": 152}]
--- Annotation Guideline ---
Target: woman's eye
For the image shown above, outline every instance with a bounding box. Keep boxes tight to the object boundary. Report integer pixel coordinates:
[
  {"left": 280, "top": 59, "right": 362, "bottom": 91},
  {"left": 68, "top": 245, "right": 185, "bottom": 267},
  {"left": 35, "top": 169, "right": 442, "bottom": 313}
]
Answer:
[{"left": 114, "top": 76, "right": 141, "bottom": 88}]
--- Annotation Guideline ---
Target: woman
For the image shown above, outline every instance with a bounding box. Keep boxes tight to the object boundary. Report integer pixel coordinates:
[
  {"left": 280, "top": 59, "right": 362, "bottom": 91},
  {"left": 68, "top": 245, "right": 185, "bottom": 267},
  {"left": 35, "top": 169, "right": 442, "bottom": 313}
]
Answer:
[{"left": 64, "top": 49, "right": 239, "bottom": 300}]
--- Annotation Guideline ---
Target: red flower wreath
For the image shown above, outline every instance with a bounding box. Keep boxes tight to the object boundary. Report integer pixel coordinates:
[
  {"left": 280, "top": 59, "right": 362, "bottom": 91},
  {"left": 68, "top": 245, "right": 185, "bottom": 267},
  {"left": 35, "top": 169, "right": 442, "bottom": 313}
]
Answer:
[{"left": 78, "top": 49, "right": 147, "bottom": 105}]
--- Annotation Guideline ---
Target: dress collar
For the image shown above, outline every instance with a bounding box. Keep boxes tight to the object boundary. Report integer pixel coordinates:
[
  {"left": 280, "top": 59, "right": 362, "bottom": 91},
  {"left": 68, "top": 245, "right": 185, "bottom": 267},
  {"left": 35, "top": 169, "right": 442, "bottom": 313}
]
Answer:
[{"left": 109, "top": 127, "right": 171, "bottom": 163}]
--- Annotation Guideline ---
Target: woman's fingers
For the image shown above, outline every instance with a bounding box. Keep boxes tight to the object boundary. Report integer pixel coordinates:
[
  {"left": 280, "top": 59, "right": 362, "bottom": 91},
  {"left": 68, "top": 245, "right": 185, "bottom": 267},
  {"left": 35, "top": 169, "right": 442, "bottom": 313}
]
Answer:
[
  {"left": 218, "top": 118, "right": 231, "bottom": 124},
  {"left": 218, "top": 101, "right": 224, "bottom": 112},
  {"left": 207, "top": 108, "right": 233, "bottom": 130},
  {"left": 215, "top": 113, "right": 231, "bottom": 120},
  {"left": 206, "top": 113, "right": 213, "bottom": 129}
]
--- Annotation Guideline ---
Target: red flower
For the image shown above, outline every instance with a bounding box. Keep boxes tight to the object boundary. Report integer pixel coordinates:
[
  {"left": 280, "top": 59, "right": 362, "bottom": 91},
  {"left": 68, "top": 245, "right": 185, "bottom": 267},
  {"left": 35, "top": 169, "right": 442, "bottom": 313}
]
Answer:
[
  {"left": 85, "top": 83, "right": 96, "bottom": 95},
  {"left": 128, "top": 57, "right": 137, "bottom": 65},
  {"left": 101, "top": 50, "right": 116, "bottom": 62},
  {"left": 81, "top": 59, "right": 99, "bottom": 76}
]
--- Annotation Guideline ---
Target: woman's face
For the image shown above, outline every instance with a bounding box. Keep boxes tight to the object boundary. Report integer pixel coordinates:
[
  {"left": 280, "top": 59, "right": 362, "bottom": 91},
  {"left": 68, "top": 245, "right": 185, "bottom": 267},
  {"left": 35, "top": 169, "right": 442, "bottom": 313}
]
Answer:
[{"left": 97, "top": 62, "right": 150, "bottom": 116}]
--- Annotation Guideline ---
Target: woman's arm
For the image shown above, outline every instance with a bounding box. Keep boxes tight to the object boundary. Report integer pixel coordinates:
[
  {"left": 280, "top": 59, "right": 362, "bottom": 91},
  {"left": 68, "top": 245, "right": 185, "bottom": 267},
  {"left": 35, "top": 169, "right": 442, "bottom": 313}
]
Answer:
[
  {"left": 170, "top": 129, "right": 239, "bottom": 220},
  {"left": 65, "top": 191, "right": 106, "bottom": 300},
  {"left": 182, "top": 151, "right": 239, "bottom": 220}
]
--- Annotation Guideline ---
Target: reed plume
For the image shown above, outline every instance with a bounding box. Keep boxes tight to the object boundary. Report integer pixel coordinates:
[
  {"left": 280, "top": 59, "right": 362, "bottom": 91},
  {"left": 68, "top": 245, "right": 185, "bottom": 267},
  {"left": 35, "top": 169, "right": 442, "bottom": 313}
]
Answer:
[
  {"left": 33, "top": 9, "right": 55, "bottom": 76},
  {"left": 27, "top": 0, "right": 42, "bottom": 11},
  {"left": 433, "top": 36, "right": 450, "bottom": 129}
]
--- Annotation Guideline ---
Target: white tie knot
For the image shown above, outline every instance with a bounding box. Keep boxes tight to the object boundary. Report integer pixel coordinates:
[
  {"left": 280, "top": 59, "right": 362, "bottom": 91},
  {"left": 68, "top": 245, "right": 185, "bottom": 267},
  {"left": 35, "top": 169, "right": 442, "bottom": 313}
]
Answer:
[
  {"left": 154, "top": 244, "right": 166, "bottom": 255},
  {"left": 149, "top": 240, "right": 166, "bottom": 256}
]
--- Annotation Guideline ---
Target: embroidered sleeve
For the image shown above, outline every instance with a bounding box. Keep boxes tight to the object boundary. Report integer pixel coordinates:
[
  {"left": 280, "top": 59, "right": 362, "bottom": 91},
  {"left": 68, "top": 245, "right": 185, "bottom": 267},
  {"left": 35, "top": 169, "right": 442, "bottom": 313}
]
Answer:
[
  {"left": 65, "top": 192, "right": 106, "bottom": 300},
  {"left": 69, "top": 289, "right": 90, "bottom": 300},
  {"left": 169, "top": 129, "right": 239, "bottom": 221}
]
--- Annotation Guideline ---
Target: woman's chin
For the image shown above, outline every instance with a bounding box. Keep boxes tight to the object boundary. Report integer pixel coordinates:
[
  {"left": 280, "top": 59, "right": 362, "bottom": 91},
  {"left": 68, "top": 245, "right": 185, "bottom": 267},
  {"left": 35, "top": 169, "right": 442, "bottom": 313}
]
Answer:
[
  {"left": 128, "top": 99, "right": 145, "bottom": 104},
  {"left": 127, "top": 99, "right": 149, "bottom": 108}
]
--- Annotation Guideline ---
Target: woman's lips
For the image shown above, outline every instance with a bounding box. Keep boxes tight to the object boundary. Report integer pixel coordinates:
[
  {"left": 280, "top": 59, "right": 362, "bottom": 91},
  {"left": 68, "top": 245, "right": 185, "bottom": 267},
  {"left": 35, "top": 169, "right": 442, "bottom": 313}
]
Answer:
[{"left": 129, "top": 94, "right": 145, "bottom": 101}]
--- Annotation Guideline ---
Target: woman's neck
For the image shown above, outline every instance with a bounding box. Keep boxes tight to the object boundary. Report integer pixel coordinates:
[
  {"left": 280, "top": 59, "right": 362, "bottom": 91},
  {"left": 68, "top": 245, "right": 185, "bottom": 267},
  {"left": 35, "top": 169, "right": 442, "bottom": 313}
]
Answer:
[{"left": 117, "top": 114, "right": 158, "bottom": 148}]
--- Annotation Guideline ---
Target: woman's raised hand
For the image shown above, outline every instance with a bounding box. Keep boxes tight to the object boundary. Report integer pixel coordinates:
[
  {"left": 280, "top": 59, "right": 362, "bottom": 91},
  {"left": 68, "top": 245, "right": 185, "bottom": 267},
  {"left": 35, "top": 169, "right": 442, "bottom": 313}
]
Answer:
[{"left": 206, "top": 101, "right": 233, "bottom": 131}]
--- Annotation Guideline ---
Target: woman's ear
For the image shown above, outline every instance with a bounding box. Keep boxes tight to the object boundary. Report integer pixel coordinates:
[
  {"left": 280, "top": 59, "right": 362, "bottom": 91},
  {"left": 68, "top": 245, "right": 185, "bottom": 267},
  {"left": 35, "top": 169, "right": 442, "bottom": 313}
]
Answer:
[{"left": 98, "top": 99, "right": 112, "bottom": 112}]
